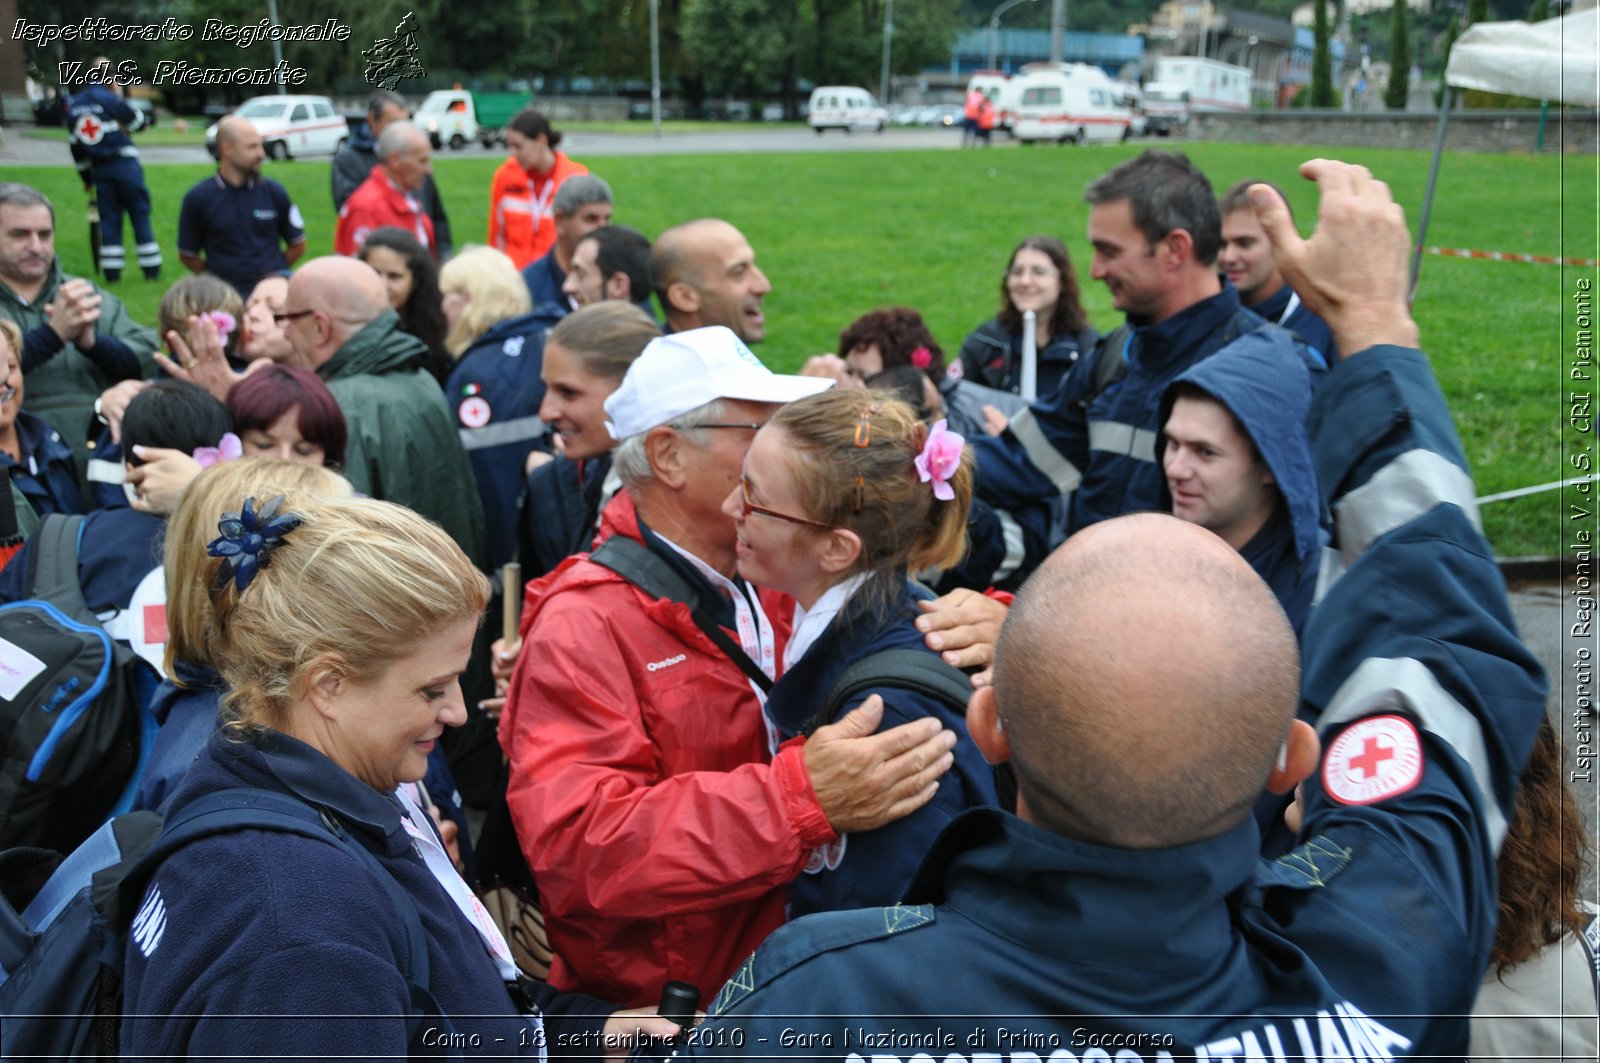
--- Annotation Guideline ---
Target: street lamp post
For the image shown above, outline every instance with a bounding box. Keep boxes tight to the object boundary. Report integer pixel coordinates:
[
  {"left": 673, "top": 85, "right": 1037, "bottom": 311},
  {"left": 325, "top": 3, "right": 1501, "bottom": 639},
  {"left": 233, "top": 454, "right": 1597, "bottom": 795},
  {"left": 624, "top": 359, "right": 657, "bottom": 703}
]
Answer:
[
  {"left": 987, "top": 0, "right": 1039, "bottom": 71},
  {"left": 880, "top": 0, "right": 894, "bottom": 106}
]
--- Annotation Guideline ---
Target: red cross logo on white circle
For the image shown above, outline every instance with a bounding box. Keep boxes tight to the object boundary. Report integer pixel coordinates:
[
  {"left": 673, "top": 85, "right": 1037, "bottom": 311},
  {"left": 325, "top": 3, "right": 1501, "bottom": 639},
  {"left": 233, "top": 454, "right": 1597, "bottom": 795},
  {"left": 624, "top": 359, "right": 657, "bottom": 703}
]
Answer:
[
  {"left": 1322, "top": 714, "right": 1424, "bottom": 806},
  {"left": 74, "top": 114, "right": 106, "bottom": 145},
  {"left": 459, "top": 395, "right": 492, "bottom": 428}
]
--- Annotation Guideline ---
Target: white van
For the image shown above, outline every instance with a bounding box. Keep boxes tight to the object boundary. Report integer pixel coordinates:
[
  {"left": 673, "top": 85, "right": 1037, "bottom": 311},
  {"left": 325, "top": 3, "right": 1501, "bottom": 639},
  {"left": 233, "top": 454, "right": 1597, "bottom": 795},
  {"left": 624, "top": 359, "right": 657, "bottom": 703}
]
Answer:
[
  {"left": 808, "top": 86, "right": 887, "bottom": 134},
  {"left": 1011, "top": 63, "right": 1132, "bottom": 145}
]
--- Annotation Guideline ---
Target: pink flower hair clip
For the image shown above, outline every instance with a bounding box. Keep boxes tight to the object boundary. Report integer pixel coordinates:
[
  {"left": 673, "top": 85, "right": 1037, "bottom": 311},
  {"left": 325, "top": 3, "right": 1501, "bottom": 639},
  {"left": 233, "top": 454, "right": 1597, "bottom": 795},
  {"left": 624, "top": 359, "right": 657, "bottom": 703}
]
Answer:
[
  {"left": 202, "top": 311, "right": 237, "bottom": 346},
  {"left": 193, "top": 432, "right": 242, "bottom": 469},
  {"left": 910, "top": 346, "right": 933, "bottom": 370},
  {"left": 914, "top": 419, "right": 965, "bottom": 502}
]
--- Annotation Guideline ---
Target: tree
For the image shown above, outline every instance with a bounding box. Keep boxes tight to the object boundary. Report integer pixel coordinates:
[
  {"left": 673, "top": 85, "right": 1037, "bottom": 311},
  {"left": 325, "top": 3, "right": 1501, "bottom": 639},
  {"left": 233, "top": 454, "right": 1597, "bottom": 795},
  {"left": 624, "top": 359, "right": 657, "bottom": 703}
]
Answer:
[
  {"left": 1528, "top": 0, "right": 1548, "bottom": 21},
  {"left": 1467, "top": 0, "right": 1488, "bottom": 25},
  {"left": 1311, "top": 0, "right": 1337, "bottom": 107},
  {"left": 681, "top": 0, "right": 795, "bottom": 105},
  {"left": 1384, "top": 0, "right": 1411, "bottom": 109}
]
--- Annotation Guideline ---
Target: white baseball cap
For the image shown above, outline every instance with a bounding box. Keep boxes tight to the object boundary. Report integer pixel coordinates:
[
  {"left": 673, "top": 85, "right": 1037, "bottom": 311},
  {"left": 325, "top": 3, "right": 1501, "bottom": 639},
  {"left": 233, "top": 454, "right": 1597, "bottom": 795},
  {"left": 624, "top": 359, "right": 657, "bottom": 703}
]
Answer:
[{"left": 605, "top": 326, "right": 833, "bottom": 440}]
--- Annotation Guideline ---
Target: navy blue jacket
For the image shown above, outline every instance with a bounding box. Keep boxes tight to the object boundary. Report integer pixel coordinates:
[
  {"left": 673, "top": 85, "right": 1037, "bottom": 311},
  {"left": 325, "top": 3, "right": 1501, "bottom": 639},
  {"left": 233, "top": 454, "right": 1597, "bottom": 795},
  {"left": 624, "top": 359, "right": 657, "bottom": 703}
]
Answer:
[
  {"left": 446, "top": 312, "right": 556, "bottom": 571},
  {"left": 678, "top": 344, "right": 1546, "bottom": 1059},
  {"left": 974, "top": 287, "right": 1321, "bottom": 536},
  {"left": 134, "top": 660, "right": 225, "bottom": 814},
  {"left": 1255, "top": 282, "right": 1338, "bottom": 365},
  {"left": 1158, "top": 331, "right": 1324, "bottom": 634},
  {"left": 66, "top": 80, "right": 142, "bottom": 178},
  {"left": 936, "top": 379, "right": 1056, "bottom": 591},
  {"left": 135, "top": 661, "right": 477, "bottom": 879},
  {"left": 124, "top": 728, "right": 615, "bottom": 1059},
  {"left": 0, "top": 410, "right": 87, "bottom": 518},
  {"left": 955, "top": 317, "right": 1098, "bottom": 397},
  {"left": 762, "top": 583, "right": 996, "bottom": 918},
  {"left": 518, "top": 454, "right": 611, "bottom": 580},
  {"left": 521, "top": 253, "right": 570, "bottom": 319}
]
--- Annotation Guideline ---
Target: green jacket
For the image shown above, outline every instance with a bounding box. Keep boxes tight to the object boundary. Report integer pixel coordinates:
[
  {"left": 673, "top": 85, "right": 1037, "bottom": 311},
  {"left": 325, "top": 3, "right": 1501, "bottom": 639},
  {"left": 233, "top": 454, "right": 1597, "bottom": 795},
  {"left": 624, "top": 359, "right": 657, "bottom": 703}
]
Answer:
[
  {"left": 0, "top": 261, "right": 158, "bottom": 462},
  {"left": 318, "top": 310, "right": 487, "bottom": 568}
]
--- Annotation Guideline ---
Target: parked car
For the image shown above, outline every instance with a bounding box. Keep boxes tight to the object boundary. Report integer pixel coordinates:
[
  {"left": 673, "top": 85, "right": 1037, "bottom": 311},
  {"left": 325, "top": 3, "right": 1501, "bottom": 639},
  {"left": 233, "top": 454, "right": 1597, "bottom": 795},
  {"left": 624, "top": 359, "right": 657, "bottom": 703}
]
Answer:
[
  {"left": 807, "top": 86, "right": 887, "bottom": 133},
  {"left": 206, "top": 95, "right": 346, "bottom": 160}
]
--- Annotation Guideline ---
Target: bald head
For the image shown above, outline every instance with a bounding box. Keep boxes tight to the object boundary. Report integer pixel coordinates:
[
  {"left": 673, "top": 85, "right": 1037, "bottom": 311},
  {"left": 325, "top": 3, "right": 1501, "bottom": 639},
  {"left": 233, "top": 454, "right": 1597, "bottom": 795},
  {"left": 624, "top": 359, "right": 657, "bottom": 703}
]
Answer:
[
  {"left": 651, "top": 219, "right": 771, "bottom": 340},
  {"left": 285, "top": 257, "right": 390, "bottom": 367},
  {"left": 993, "top": 513, "right": 1300, "bottom": 849},
  {"left": 216, "top": 116, "right": 264, "bottom": 180}
]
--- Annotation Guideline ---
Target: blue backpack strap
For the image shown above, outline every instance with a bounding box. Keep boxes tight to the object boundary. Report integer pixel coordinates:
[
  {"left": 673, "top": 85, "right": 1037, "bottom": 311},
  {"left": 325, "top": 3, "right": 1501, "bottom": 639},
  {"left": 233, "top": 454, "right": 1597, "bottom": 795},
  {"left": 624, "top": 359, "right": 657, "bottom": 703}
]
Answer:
[{"left": 143, "top": 788, "right": 442, "bottom": 1042}]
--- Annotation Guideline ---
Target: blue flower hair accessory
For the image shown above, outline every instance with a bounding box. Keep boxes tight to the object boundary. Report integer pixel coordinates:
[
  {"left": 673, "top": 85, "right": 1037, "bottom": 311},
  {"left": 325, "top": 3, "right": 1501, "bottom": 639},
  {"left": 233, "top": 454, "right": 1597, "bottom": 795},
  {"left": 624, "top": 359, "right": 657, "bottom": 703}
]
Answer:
[{"left": 207, "top": 495, "right": 303, "bottom": 594}]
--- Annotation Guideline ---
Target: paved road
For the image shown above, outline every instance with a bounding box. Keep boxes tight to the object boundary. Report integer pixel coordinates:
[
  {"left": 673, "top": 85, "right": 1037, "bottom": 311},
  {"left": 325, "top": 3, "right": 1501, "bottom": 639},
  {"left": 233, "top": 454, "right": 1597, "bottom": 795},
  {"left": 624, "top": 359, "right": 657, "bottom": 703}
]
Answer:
[
  {"left": 0, "top": 125, "right": 1007, "bottom": 168},
  {"left": 1506, "top": 575, "right": 1597, "bottom": 873}
]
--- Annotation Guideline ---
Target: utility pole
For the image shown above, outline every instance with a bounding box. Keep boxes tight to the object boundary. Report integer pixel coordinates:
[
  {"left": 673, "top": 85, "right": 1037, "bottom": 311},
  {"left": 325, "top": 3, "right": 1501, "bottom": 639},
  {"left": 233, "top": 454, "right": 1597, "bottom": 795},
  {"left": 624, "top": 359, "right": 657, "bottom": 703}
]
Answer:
[
  {"left": 650, "top": 0, "right": 662, "bottom": 137},
  {"left": 1050, "top": 0, "right": 1066, "bottom": 64},
  {"left": 880, "top": 0, "right": 894, "bottom": 104}
]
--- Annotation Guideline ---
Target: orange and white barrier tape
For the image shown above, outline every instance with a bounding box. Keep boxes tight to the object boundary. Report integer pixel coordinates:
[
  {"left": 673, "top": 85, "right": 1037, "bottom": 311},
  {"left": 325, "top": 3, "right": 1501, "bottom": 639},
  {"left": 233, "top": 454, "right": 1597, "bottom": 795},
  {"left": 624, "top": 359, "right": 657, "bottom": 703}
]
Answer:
[{"left": 1423, "top": 245, "right": 1600, "bottom": 267}]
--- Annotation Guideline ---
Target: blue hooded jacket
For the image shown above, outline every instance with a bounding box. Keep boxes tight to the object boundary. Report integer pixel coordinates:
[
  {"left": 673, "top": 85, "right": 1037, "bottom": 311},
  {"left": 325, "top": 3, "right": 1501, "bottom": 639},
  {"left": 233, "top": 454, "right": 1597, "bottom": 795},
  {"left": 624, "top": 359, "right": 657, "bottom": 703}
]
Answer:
[{"left": 1158, "top": 330, "right": 1324, "bottom": 636}]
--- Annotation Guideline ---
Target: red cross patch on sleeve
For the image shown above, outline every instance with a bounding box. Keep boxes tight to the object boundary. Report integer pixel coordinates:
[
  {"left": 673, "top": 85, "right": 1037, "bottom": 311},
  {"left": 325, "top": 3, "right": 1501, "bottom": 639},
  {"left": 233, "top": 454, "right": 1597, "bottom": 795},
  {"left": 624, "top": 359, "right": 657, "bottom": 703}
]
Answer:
[
  {"left": 1321, "top": 714, "right": 1425, "bottom": 806},
  {"left": 459, "top": 395, "right": 492, "bottom": 428}
]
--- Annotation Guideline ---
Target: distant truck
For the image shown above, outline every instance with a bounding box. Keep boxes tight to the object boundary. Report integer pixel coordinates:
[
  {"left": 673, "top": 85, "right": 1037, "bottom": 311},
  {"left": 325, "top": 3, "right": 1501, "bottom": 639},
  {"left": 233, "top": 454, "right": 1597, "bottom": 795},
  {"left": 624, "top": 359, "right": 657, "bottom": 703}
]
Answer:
[
  {"left": 415, "top": 89, "right": 534, "bottom": 149},
  {"left": 1142, "top": 56, "right": 1252, "bottom": 135}
]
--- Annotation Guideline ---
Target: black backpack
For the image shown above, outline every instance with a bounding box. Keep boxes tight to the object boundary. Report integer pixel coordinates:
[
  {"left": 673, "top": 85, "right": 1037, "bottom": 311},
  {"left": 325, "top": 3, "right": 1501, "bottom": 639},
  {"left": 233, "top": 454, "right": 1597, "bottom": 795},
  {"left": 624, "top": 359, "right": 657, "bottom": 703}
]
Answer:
[
  {"left": 809, "top": 647, "right": 1017, "bottom": 814},
  {"left": 0, "top": 787, "right": 445, "bottom": 1059},
  {"left": 804, "top": 647, "right": 975, "bottom": 735},
  {"left": 0, "top": 515, "right": 155, "bottom": 856}
]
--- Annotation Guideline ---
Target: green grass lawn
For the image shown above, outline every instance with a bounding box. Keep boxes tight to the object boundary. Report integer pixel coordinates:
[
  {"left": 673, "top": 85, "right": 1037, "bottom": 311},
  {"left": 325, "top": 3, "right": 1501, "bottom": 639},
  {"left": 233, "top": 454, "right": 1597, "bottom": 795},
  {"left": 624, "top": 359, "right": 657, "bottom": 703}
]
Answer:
[
  {"left": 8, "top": 141, "right": 1594, "bottom": 557},
  {"left": 19, "top": 125, "right": 212, "bottom": 147}
]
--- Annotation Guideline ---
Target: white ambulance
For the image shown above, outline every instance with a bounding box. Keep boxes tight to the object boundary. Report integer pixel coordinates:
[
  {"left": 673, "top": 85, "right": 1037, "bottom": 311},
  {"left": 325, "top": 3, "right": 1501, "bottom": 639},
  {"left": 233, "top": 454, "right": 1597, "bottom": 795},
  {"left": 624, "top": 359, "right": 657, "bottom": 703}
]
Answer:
[{"left": 1011, "top": 63, "right": 1132, "bottom": 145}]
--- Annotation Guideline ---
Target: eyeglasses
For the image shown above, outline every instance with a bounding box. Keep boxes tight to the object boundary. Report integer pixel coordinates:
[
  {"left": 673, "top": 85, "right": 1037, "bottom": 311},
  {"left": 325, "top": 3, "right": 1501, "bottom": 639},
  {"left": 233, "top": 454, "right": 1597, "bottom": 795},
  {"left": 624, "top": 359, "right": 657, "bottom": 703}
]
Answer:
[
  {"left": 693, "top": 422, "right": 767, "bottom": 432},
  {"left": 271, "top": 308, "right": 316, "bottom": 325},
  {"left": 737, "top": 475, "right": 833, "bottom": 530}
]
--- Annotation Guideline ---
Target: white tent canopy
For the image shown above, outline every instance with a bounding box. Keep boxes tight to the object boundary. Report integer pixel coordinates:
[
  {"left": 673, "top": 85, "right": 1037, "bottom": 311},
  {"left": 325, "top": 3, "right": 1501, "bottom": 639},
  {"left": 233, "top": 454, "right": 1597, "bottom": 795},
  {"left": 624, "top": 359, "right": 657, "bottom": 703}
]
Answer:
[
  {"left": 1444, "top": 8, "right": 1599, "bottom": 107},
  {"left": 1414, "top": 7, "right": 1598, "bottom": 288}
]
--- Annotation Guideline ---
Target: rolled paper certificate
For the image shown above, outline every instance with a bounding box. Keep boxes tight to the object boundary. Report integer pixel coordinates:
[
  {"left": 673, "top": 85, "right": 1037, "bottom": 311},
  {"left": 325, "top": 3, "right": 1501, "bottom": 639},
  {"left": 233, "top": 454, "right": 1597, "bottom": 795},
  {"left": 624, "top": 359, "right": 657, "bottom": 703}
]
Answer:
[
  {"left": 502, "top": 561, "right": 521, "bottom": 643},
  {"left": 1021, "top": 309, "right": 1038, "bottom": 401}
]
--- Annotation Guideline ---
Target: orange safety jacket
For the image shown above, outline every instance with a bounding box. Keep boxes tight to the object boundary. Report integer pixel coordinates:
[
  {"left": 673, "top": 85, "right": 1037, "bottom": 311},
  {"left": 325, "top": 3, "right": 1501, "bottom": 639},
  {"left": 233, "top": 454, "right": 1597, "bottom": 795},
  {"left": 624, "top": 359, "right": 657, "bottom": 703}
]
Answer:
[{"left": 486, "top": 151, "right": 588, "bottom": 269}]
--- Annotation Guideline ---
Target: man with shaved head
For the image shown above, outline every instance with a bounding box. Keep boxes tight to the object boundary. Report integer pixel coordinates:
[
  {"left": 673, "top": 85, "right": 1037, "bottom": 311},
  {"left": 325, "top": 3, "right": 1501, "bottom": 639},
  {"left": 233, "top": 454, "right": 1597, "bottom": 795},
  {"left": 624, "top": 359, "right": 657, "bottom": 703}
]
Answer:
[
  {"left": 677, "top": 161, "right": 1547, "bottom": 1058},
  {"left": 283, "top": 256, "right": 483, "bottom": 563},
  {"left": 651, "top": 219, "right": 771, "bottom": 341},
  {"left": 177, "top": 115, "right": 307, "bottom": 297},
  {"left": 334, "top": 121, "right": 437, "bottom": 256},
  {"left": 993, "top": 513, "right": 1300, "bottom": 848}
]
